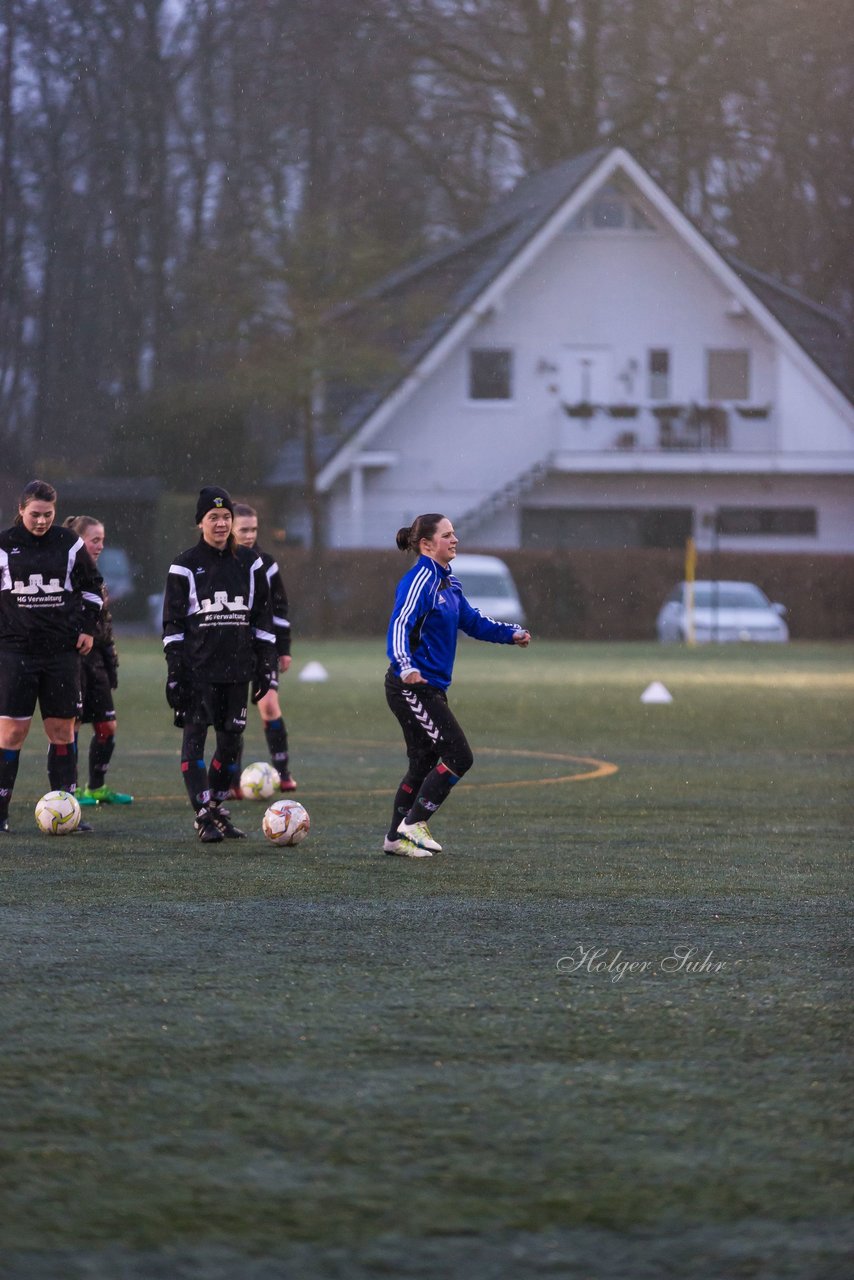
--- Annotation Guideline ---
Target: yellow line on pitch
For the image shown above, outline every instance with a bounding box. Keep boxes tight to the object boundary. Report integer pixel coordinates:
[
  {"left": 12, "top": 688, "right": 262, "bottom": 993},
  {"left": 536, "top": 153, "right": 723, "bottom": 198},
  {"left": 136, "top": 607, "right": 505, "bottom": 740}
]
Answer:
[{"left": 143, "top": 741, "right": 617, "bottom": 800}]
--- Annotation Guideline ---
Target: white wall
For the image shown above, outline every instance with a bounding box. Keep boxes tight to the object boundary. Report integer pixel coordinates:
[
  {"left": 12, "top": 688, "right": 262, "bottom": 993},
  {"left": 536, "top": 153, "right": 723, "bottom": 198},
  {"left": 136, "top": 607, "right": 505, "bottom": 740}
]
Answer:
[
  {"left": 777, "top": 356, "right": 854, "bottom": 452},
  {"left": 323, "top": 194, "right": 853, "bottom": 551}
]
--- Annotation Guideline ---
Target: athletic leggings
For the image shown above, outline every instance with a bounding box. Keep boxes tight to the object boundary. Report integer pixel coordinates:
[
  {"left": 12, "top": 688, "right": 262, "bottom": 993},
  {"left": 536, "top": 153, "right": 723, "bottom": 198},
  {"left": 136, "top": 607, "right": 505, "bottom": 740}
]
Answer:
[{"left": 384, "top": 670, "right": 474, "bottom": 790}]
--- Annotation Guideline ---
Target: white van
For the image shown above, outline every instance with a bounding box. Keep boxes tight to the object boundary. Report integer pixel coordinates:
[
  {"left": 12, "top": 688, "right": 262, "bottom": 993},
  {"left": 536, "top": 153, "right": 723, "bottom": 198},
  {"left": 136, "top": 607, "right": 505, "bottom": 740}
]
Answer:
[{"left": 450, "top": 554, "right": 526, "bottom": 626}]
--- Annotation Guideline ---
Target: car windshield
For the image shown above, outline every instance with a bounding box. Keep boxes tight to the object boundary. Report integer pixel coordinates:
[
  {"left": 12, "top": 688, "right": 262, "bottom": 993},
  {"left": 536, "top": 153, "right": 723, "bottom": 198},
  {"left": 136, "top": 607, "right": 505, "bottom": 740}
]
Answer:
[
  {"left": 692, "top": 584, "right": 769, "bottom": 609},
  {"left": 453, "top": 572, "right": 513, "bottom": 598}
]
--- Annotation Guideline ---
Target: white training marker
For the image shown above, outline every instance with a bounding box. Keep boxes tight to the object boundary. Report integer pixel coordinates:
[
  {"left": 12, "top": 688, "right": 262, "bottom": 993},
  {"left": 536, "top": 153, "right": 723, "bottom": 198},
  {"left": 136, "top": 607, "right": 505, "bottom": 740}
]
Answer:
[
  {"left": 298, "top": 660, "right": 329, "bottom": 683},
  {"left": 641, "top": 680, "right": 673, "bottom": 704}
]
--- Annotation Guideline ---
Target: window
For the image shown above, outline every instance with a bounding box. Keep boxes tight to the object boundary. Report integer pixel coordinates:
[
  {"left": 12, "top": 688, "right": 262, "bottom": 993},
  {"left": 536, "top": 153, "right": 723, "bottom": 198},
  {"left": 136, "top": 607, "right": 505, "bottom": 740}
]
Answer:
[
  {"left": 592, "top": 198, "right": 625, "bottom": 229},
  {"left": 716, "top": 508, "right": 817, "bottom": 536},
  {"left": 648, "top": 349, "right": 670, "bottom": 400},
  {"left": 521, "top": 507, "right": 692, "bottom": 549},
  {"left": 707, "top": 349, "right": 750, "bottom": 400},
  {"left": 566, "top": 184, "right": 657, "bottom": 233},
  {"left": 469, "top": 348, "right": 513, "bottom": 400}
]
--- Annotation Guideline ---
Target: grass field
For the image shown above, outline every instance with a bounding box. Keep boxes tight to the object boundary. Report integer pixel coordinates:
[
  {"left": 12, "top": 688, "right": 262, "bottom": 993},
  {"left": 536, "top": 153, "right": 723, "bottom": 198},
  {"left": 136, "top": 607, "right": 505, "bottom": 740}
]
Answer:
[{"left": 1, "top": 638, "right": 852, "bottom": 1279}]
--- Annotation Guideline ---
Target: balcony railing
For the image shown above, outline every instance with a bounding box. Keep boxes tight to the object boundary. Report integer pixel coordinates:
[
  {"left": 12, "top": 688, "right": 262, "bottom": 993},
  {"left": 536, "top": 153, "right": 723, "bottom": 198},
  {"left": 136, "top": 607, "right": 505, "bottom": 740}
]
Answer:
[{"left": 558, "top": 402, "right": 776, "bottom": 454}]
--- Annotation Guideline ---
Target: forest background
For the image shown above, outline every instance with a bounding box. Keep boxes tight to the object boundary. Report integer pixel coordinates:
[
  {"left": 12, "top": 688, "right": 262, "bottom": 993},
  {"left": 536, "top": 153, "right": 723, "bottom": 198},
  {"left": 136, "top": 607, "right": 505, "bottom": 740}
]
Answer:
[{"left": 0, "top": 0, "right": 851, "bottom": 493}]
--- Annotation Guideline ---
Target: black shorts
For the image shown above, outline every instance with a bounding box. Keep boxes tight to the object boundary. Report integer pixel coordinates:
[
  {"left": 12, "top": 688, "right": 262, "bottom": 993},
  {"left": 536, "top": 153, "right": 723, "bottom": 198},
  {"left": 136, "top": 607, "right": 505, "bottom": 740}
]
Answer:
[
  {"left": 385, "top": 669, "right": 473, "bottom": 779},
  {"left": 187, "top": 681, "right": 248, "bottom": 733},
  {"left": 80, "top": 651, "right": 116, "bottom": 724},
  {"left": 0, "top": 650, "right": 82, "bottom": 721}
]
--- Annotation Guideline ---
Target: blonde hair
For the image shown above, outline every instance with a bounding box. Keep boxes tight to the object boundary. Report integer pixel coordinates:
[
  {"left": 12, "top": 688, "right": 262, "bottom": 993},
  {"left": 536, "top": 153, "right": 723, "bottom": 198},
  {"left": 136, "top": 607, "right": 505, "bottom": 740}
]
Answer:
[{"left": 63, "top": 514, "right": 104, "bottom": 536}]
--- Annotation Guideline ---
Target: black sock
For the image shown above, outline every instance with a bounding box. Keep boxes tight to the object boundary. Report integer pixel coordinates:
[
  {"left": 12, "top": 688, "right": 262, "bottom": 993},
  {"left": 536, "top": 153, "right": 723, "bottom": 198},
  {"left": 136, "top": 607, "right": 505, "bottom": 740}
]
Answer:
[
  {"left": 388, "top": 780, "right": 416, "bottom": 839},
  {"left": 48, "top": 742, "right": 76, "bottom": 793},
  {"left": 89, "top": 734, "right": 115, "bottom": 789},
  {"left": 209, "top": 730, "right": 242, "bottom": 803},
  {"left": 208, "top": 756, "right": 240, "bottom": 804},
  {"left": 181, "top": 724, "right": 210, "bottom": 811},
  {"left": 0, "top": 748, "right": 21, "bottom": 819},
  {"left": 182, "top": 759, "right": 210, "bottom": 811},
  {"left": 264, "top": 717, "right": 290, "bottom": 779},
  {"left": 405, "top": 764, "right": 459, "bottom": 827}
]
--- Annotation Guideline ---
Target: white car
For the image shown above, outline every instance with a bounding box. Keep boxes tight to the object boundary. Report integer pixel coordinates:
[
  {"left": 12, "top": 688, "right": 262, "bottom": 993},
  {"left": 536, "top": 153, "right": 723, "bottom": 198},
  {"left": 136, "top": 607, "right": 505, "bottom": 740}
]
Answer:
[
  {"left": 656, "top": 580, "right": 789, "bottom": 644},
  {"left": 450, "top": 554, "right": 526, "bottom": 626}
]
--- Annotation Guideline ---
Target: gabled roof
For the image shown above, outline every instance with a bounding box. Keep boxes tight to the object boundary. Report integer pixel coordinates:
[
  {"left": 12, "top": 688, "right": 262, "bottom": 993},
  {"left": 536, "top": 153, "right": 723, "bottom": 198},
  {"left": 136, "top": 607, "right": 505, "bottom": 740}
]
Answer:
[
  {"left": 724, "top": 256, "right": 852, "bottom": 400},
  {"left": 270, "top": 147, "right": 609, "bottom": 485},
  {"left": 269, "top": 146, "right": 852, "bottom": 487}
]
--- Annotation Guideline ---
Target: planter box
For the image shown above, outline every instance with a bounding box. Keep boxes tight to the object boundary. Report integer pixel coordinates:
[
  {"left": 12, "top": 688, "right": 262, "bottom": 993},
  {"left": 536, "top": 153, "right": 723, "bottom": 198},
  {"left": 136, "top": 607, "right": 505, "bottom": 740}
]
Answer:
[
  {"left": 736, "top": 405, "right": 772, "bottom": 419},
  {"left": 563, "top": 401, "right": 596, "bottom": 419}
]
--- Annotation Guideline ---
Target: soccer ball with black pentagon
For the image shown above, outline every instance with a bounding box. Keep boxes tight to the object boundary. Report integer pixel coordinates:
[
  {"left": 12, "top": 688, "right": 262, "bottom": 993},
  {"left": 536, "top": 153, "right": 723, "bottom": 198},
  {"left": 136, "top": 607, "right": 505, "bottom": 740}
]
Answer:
[
  {"left": 34, "top": 790, "right": 81, "bottom": 835},
  {"left": 262, "top": 798, "right": 310, "bottom": 846},
  {"left": 240, "top": 761, "right": 279, "bottom": 800}
]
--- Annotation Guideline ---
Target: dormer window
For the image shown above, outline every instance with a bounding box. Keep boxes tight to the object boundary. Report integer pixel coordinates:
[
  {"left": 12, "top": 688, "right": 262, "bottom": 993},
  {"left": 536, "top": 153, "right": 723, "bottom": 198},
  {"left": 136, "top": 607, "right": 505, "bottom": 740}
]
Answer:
[{"left": 567, "top": 184, "right": 656, "bottom": 233}]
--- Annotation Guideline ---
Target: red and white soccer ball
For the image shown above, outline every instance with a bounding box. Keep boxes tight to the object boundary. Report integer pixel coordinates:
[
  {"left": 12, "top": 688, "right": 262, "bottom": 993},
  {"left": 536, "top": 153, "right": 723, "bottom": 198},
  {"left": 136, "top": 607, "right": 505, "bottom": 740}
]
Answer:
[
  {"left": 34, "top": 790, "right": 81, "bottom": 835},
  {"left": 262, "top": 798, "right": 310, "bottom": 846},
  {"left": 240, "top": 761, "right": 279, "bottom": 800}
]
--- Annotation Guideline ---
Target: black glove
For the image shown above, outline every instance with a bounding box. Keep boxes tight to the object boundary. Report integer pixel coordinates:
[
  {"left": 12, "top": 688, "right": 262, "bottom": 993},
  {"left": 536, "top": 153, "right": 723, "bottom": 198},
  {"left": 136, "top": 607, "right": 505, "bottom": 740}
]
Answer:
[
  {"left": 165, "top": 678, "right": 187, "bottom": 711},
  {"left": 251, "top": 663, "right": 278, "bottom": 704},
  {"left": 165, "top": 677, "right": 190, "bottom": 728},
  {"left": 165, "top": 644, "right": 189, "bottom": 724}
]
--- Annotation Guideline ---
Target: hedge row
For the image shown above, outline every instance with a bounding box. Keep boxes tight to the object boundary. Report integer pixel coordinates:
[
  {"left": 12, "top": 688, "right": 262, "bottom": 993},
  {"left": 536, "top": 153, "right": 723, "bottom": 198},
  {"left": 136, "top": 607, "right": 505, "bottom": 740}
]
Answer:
[{"left": 278, "top": 549, "right": 854, "bottom": 641}]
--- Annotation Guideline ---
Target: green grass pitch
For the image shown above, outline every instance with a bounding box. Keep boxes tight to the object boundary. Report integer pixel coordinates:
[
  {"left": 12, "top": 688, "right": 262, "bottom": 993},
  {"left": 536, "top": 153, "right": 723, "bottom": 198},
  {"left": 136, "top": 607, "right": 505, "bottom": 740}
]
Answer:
[{"left": 1, "top": 639, "right": 852, "bottom": 1278}]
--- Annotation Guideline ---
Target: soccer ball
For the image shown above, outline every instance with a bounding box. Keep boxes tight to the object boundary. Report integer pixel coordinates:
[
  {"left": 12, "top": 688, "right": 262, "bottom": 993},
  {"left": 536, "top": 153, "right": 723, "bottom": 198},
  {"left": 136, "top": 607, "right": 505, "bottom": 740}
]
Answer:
[
  {"left": 34, "top": 790, "right": 82, "bottom": 835},
  {"left": 239, "top": 761, "right": 279, "bottom": 800},
  {"left": 262, "top": 798, "right": 310, "bottom": 846}
]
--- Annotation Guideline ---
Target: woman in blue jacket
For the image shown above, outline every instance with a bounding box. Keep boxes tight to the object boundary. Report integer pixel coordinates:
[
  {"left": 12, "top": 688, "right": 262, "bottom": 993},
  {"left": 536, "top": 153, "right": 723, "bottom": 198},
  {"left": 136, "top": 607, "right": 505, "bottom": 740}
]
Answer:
[{"left": 384, "top": 513, "right": 530, "bottom": 858}]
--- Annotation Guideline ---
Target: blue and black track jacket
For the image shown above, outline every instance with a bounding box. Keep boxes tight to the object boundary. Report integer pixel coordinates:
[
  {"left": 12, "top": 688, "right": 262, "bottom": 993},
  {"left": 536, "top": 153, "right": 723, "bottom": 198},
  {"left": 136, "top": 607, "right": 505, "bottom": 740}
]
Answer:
[{"left": 387, "top": 554, "right": 522, "bottom": 691}]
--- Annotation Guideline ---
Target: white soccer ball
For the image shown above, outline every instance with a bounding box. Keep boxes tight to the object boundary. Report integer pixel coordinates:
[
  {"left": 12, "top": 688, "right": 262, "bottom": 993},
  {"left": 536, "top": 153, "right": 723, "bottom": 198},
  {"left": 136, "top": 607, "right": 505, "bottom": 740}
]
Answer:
[
  {"left": 34, "top": 790, "right": 82, "bottom": 836},
  {"left": 239, "top": 761, "right": 279, "bottom": 800},
  {"left": 262, "top": 798, "right": 310, "bottom": 846}
]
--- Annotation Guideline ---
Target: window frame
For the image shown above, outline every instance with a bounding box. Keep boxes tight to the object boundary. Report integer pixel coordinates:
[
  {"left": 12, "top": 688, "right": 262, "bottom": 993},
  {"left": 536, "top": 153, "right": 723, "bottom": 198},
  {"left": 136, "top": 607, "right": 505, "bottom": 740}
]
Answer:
[
  {"left": 647, "top": 348, "right": 671, "bottom": 401},
  {"left": 467, "top": 347, "right": 515, "bottom": 403},
  {"left": 706, "top": 348, "right": 751, "bottom": 402},
  {"left": 716, "top": 507, "right": 818, "bottom": 537}
]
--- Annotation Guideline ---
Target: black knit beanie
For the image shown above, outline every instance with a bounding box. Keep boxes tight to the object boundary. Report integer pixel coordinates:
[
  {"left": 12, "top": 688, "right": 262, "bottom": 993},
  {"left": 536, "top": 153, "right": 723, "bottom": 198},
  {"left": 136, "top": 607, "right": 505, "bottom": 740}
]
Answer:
[{"left": 195, "top": 486, "right": 234, "bottom": 524}]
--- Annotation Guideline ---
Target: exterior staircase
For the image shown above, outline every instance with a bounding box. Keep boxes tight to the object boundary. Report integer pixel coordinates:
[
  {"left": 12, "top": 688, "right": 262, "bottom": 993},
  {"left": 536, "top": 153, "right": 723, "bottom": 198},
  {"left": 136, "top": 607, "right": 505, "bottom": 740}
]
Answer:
[{"left": 455, "top": 456, "right": 552, "bottom": 540}]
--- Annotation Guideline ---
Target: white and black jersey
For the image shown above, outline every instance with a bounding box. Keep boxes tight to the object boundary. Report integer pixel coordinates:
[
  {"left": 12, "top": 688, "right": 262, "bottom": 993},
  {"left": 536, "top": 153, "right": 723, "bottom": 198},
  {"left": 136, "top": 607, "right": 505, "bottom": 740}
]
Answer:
[
  {"left": 257, "top": 547, "right": 292, "bottom": 658},
  {"left": 162, "top": 539, "right": 276, "bottom": 683},
  {"left": 0, "top": 524, "right": 103, "bottom": 655}
]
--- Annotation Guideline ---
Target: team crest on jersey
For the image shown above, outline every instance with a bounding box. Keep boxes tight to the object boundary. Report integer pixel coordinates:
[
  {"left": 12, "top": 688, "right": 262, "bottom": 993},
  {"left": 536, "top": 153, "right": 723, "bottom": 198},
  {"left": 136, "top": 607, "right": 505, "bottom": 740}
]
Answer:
[
  {"left": 11, "top": 574, "right": 64, "bottom": 606},
  {"left": 198, "top": 590, "right": 249, "bottom": 625}
]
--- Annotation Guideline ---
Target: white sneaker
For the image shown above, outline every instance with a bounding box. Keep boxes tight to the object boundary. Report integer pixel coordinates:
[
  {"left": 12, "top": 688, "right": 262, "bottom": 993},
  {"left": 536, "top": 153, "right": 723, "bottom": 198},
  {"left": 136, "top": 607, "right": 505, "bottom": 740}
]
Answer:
[
  {"left": 383, "top": 835, "right": 432, "bottom": 858},
  {"left": 397, "top": 819, "right": 442, "bottom": 852}
]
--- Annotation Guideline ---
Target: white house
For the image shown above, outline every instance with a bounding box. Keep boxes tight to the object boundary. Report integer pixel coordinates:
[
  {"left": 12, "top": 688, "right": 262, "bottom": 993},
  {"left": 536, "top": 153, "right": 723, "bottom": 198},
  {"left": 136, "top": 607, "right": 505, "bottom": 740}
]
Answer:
[{"left": 270, "top": 146, "right": 854, "bottom": 553}]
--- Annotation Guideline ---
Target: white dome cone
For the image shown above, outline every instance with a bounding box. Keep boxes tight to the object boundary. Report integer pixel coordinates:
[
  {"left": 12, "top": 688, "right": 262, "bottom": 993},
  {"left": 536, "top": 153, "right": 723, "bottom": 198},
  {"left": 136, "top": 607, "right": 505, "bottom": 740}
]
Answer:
[
  {"left": 299, "top": 660, "right": 329, "bottom": 683},
  {"left": 641, "top": 680, "right": 673, "bottom": 704}
]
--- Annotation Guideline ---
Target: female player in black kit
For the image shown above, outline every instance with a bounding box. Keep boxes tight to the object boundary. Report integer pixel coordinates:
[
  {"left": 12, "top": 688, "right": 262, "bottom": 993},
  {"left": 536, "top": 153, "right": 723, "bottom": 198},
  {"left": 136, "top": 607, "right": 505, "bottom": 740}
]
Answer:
[
  {"left": 162, "top": 486, "right": 278, "bottom": 843},
  {"left": 0, "top": 480, "right": 104, "bottom": 833},
  {"left": 231, "top": 503, "right": 296, "bottom": 792},
  {"left": 63, "top": 515, "right": 133, "bottom": 807}
]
